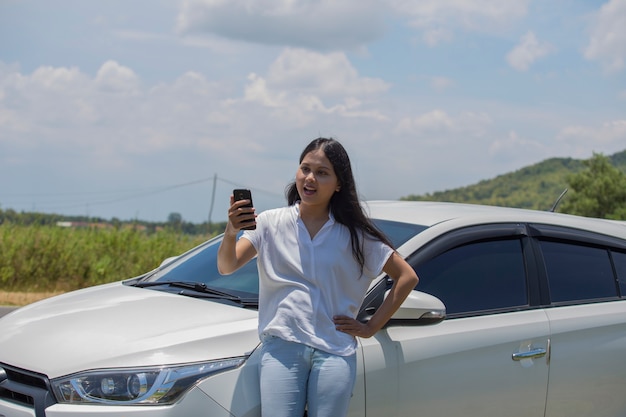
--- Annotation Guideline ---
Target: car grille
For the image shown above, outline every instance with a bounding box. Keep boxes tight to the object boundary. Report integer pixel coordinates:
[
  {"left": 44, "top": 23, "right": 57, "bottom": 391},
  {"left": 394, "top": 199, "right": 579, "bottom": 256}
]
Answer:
[{"left": 0, "top": 363, "right": 55, "bottom": 417}]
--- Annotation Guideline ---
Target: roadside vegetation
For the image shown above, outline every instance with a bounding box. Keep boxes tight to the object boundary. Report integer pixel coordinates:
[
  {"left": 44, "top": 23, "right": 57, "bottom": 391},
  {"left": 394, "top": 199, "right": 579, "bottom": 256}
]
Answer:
[{"left": 0, "top": 224, "right": 208, "bottom": 304}]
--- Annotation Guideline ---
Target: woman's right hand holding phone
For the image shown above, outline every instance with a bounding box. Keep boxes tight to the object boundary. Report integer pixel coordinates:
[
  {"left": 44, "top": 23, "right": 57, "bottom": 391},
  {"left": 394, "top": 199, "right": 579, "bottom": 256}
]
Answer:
[
  {"left": 218, "top": 195, "right": 258, "bottom": 275},
  {"left": 226, "top": 195, "right": 256, "bottom": 234}
]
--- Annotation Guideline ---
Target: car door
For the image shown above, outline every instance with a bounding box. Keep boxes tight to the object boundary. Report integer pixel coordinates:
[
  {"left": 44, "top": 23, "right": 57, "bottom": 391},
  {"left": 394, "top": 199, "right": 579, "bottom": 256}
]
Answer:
[
  {"left": 362, "top": 224, "right": 550, "bottom": 417},
  {"left": 530, "top": 226, "right": 626, "bottom": 417}
]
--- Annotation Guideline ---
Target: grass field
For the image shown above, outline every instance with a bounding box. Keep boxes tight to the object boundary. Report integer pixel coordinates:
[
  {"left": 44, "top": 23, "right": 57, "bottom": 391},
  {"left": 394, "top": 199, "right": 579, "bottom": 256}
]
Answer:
[{"left": 0, "top": 224, "right": 209, "bottom": 297}]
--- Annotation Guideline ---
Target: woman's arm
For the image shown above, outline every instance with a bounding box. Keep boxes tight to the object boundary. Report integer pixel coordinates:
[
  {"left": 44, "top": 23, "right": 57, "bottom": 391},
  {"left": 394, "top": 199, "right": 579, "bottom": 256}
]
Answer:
[
  {"left": 217, "top": 197, "right": 258, "bottom": 275},
  {"left": 334, "top": 252, "right": 419, "bottom": 338}
]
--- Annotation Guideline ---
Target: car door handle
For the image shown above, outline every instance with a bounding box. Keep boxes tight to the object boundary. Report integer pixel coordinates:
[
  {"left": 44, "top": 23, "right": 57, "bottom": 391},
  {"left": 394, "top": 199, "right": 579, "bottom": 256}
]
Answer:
[{"left": 512, "top": 347, "right": 547, "bottom": 361}]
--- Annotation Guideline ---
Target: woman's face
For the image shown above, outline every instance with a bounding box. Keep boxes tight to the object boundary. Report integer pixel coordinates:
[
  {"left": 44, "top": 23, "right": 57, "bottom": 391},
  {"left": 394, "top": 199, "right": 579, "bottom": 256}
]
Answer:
[{"left": 295, "top": 148, "right": 341, "bottom": 210}]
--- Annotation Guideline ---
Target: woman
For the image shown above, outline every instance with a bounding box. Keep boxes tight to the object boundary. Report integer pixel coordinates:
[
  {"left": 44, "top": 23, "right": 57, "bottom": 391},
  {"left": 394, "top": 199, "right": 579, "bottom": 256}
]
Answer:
[{"left": 217, "top": 137, "right": 418, "bottom": 417}]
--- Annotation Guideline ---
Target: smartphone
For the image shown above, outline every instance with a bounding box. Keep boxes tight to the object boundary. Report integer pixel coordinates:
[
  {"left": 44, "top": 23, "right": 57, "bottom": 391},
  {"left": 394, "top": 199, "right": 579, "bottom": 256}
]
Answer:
[{"left": 233, "top": 189, "right": 256, "bottom": 230}]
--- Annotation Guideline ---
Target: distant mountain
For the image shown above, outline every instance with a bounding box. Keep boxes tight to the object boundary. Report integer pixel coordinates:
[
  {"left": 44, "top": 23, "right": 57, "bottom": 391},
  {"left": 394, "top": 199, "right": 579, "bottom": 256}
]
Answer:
[{"left": 402, "top": 149, "right": 626, "bottom": 211}]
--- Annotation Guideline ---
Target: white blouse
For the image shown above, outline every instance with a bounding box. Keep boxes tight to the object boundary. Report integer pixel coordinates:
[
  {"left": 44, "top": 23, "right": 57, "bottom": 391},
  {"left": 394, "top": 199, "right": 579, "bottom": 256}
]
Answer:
[{"left": 242, "top": 203, "right": 393, "bottom": 356}]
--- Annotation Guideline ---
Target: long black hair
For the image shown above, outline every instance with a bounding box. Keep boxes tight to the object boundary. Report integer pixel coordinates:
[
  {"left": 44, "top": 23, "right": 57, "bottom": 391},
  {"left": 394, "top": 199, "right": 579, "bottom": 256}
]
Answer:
[{"left": 286, "top": 138, "right": 393, "bottom": 271}]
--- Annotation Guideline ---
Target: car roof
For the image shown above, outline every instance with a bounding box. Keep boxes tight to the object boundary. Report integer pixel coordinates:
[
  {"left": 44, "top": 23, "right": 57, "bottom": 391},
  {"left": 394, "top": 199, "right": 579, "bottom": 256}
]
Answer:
[{"left": 363, "top": 200, "right": 626, "bottom": 240}]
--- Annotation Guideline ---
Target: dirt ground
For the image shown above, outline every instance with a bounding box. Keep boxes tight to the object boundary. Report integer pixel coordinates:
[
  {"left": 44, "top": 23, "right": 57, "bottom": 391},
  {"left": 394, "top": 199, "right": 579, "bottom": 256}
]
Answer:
[{"left": 0, "top": 291, "right": 64, "bottom": 306}]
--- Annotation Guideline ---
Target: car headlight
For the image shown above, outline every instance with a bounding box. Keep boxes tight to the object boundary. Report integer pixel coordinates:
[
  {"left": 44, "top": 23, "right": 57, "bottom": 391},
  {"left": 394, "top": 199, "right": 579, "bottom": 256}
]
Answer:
[{"left": 51, "top": 357, "right": 246, "bottom": 405}]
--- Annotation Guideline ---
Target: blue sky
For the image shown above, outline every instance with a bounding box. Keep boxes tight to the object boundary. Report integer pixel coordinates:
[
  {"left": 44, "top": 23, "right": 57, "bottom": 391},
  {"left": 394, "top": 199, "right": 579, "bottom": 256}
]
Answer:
[{"left": 1, "top": 0, "right": 625, "bottom": 224}]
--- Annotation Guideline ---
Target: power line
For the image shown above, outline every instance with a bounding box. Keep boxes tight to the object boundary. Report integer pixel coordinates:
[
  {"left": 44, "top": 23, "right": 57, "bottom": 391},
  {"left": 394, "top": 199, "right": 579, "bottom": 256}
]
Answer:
[{"left": 2, "top": 175, "right": 284, "bottom": 213}]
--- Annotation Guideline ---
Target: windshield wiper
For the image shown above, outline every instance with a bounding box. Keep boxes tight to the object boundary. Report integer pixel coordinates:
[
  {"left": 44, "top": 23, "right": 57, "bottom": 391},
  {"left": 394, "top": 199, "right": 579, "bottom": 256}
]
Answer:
[{"left": 133, "top": 281, "right": 257, "bottom": 307}]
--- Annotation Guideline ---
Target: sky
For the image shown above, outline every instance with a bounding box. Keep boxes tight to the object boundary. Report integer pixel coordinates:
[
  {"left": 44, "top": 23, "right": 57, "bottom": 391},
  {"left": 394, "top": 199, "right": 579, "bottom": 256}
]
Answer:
[{"left": 1, "top": 0, "right": 625, "bottom": 224}]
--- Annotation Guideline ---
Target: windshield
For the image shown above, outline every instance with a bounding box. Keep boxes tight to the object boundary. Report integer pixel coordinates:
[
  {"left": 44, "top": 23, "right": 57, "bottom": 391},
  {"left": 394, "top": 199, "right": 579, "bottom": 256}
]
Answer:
[{"left": 132, "top": 219, "right": 427, "bottom": 301}]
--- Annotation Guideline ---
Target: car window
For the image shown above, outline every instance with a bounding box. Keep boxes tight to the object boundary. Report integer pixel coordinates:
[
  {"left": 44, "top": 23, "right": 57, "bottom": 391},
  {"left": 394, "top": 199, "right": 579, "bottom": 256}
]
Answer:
[
  {"left": 414, "top": 238, "right": 528, "bottom": 316},
  {"left": 372, "top": 219, "right": 427, "bottom": 249},
  {"left": 611, "top": 250, "right": 626, "bottom": 298},
  {"left": 148, "top": 218, "right": 427, "bottom": 299},
  {"left": 540, "top": 241, "right": 617, "bottom": 303},
  {"left": 157, "top": 239, "right": 261, "bottom": 297}
]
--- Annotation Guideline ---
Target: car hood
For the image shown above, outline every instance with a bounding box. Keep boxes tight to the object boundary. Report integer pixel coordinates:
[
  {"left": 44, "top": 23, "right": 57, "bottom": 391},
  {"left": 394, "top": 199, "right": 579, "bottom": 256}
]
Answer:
[{"left": 0, "top": 282, "right": 260, "bottom": 379}]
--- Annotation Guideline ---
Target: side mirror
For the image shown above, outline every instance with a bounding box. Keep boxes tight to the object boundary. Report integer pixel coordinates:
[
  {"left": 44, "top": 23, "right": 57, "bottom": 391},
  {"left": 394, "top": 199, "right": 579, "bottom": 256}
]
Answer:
[{"left": 386, "top": 290, "right": 446, "bottom": 327}]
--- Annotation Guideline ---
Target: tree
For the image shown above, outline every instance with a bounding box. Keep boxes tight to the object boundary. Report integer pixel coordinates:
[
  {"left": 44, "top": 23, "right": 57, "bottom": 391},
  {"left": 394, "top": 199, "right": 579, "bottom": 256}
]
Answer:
[
  {"left": 167, "top": 212, "right": 182, "bottom": 224},
  {"left": 560, "top": 153, "right": 626, "bottom": 220},
  {"left": 167, "top": 212, "right": 183, "bottom": 231}
]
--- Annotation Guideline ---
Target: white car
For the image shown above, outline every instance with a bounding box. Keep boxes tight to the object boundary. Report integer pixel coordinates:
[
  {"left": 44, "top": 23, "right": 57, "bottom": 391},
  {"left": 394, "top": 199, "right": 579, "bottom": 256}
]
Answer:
[{"left": 1, "top": 201, "right": 626, "bottom": 417}]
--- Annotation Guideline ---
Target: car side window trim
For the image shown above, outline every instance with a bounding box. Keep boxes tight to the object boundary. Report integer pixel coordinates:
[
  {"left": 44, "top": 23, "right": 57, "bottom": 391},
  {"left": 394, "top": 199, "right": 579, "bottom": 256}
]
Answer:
[
  {"left": 405, "top": 224, "right": 535, "bottom": 319},
  {"left": 408, "top": 223, "right": 528, "bottom": 266},
  {"left": 528, "top": 223, "right": 626, "bottom": 251}
]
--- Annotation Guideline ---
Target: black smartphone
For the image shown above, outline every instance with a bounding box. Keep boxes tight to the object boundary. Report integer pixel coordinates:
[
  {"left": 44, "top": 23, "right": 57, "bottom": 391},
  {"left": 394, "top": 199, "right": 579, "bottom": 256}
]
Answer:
[{"left": 233, "top": 189, "right": 256, "bottom": 230}]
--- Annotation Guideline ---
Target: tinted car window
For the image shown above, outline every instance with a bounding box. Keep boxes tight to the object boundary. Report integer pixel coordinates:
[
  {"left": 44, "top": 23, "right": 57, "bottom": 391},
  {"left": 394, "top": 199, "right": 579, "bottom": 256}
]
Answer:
[
  {"left": 372, "top": 219, "right": 427, "bottom": 249},
  {"left": 155, "top": 238, "right": 261, "bottom": 297},
  {"left": 415, "top": 239, "right": 527, "bottom": 316},
  {"left": 612, "top": 250, "right": 626, "bottom": 298},
  {"left": 540, "top": 241, "right": 617, "bottom": 303}
]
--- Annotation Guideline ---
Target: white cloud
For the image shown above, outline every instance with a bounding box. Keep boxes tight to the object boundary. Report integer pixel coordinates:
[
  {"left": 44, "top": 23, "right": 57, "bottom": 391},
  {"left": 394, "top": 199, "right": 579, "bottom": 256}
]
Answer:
[
  {"left": 396, "top": 109, "right": 453, "bottom": 133},
  {"left": 0, "top": 64, "right": 98, "bottom": 141},
  {"left": 0, "top": 62, "right": 226, "bottom": 155},
  {"left": 240, "top": 48, "right": 390, "bottom": 124},
  {"left": 489, "top": 130, "right": 546, "bottom": 159},
  {"left": 95, "top": 60, "right": 140, "bottom": 94},
  {"left": 391, "top": 0, "right": 530, "bottom": 45},
  {"left": 243, "top": 72, "right": 290, "bottom": 108},
  {"left": 557, "top": 119, "right": 626, "bottom": 156},
  {"left": 584, "top": 0, "right": 626, "bottom": 73},
  {"left": 176, "top": 0, "right": 387, "bottom": 50},
  {"left": 394, "top": 109, "right": 492, "bottom": 139},
  {"left": 506, "top": 31, "right": 554, "bottom": 71},
  {"left": 29, "top": 65, "right": 90, "bottom": 92},
  {"left": 265, "top": 49, "right": 389, "bottom": 97}
]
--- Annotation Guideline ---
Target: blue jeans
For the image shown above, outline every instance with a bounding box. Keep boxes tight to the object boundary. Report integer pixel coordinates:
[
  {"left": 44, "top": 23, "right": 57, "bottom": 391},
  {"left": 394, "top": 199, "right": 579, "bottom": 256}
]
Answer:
[{"left": 259, "top": 334, "right": 357, "bottom": 417}]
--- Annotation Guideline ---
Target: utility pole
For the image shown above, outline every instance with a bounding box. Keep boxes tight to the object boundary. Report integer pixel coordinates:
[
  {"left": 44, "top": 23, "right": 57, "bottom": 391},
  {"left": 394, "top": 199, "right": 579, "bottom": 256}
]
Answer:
[{"left": 207, "top": 173, "right": 217, "bottom": 235}]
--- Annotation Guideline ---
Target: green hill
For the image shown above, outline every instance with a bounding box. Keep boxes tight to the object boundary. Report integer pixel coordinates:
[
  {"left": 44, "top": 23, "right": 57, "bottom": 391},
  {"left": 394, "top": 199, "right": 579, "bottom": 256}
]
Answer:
[{"left": 402, "top": 149, "right": 626, "bottom": 211}]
